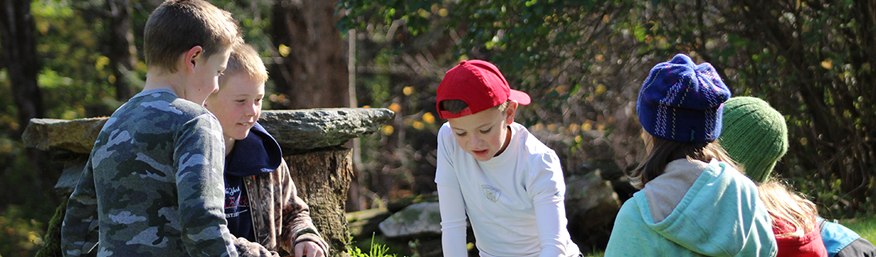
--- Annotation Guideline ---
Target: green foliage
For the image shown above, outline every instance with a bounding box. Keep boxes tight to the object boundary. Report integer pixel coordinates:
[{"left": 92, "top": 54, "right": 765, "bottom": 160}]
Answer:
[
  {"left": 349, "top": 234, "right": 398, "bottom": 257},
  {"left": 33, "top": 0, "right": 128, "bottom": 118},
  {"left": 0, "top": 205, "right": 47, "bottom": 257},
  {"left": 339, "top": 0, "right": 876, "bottom": 219}
]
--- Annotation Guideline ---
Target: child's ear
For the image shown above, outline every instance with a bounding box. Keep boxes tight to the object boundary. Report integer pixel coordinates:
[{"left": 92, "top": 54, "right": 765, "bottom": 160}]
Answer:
[
  {"left": 184, "top": 46, "right": 204, "bottom": 73},
  {"left": 504, "top": 101, "right": 518, "bottom": 125}
]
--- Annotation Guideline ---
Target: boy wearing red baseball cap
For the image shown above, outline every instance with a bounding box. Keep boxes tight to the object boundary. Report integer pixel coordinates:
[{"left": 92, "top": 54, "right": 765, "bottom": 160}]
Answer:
[{"left": 434, "top": 60, "right": 581, "bottom": 257}]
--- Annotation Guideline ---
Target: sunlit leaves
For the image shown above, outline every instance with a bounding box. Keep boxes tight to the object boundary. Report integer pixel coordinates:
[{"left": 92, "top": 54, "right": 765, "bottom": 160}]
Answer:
[
  {"left": 279, "top": 44, "right": 291, "bottom": 57},
  {"left": 422, "top": 112, "right": 435, "bottom": 124}
]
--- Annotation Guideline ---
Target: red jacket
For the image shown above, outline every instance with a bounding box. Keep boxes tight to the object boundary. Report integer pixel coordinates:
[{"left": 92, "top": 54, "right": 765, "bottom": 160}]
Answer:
[{"left": 774, "top": 216, "right": 827, "bottom": 257}]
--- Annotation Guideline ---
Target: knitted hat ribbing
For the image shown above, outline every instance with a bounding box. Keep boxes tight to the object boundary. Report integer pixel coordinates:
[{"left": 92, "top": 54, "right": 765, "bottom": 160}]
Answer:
[
  {"left": 637, "top": 54, "right": 731, "bottom": 142},
  {"left": 719, "top": 97, "right": 788, "bottom": 183}
]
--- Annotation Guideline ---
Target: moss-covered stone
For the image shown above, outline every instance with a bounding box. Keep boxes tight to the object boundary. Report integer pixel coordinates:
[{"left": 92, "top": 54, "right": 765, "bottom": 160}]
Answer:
[
  {"left": 386, "top": 194, "right": 438, "bottom": 213},
  {"left": 34, "top": 196, "right": 67, "bottom": 257}
]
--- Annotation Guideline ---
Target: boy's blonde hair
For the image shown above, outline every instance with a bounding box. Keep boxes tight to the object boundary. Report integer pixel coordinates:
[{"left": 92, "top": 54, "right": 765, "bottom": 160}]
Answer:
[
  {"left": 144, "top": 0, "right": 242, "bottom": 73},
  {"left": 630, "top": 134, "right": 738, "bottom": 188},
  {"left": 218, "top": 44, "right": 268, "bottom": 88},
  {"left": 758, "top": 179, "right": 818, "bottom": 237}
]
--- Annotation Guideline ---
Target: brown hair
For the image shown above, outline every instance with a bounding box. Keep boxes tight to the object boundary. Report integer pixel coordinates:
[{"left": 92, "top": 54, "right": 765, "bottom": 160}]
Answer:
[
  {"left": 630, "top": 134, "right": 738, "bottom": 188},
  {"left": 758, "top": 179, "right": 818, "bottom": 237},
  {"left": 218, "top": 44, "right": 268, "bottom": 88},
  {"left": 143, "top": 0, "right": 242, "bottom": 73},
  {"left": 439, "top": 100, "right": 510, "bottom": 115}
]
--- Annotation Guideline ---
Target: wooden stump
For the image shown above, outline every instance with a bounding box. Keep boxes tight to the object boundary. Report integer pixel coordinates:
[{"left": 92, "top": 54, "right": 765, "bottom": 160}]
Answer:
[{"left": 285, "top": 148, "right": 353, "bottom": 257}]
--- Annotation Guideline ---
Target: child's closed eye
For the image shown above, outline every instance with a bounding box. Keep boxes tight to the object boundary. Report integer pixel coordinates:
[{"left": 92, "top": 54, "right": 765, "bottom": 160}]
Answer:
[{"left": 479, "top": 127, "right": 492, "bottom": 134}]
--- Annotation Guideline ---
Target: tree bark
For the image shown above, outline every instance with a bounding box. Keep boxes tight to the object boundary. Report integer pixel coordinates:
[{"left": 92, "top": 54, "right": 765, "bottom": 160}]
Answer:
[
  {"left": 270, "top": 0, "right": 349, "bottom": 109},
  {"left": 0, "top": 0, "right": 45, "bottom": 133},
  {"left": 1, "top": 0, "right": 51, "bottom": 193},
  {"left": 106, "top": 0, "right": 137, "bottom": 101},
  {"left": 285, "top": 148, "right": 353, "bottom": 257}
]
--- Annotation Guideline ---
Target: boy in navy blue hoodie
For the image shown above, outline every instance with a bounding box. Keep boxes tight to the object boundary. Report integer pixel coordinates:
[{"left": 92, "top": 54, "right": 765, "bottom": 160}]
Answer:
[{"left": 204, "top": 44, "right": 328, "bottom": 257}]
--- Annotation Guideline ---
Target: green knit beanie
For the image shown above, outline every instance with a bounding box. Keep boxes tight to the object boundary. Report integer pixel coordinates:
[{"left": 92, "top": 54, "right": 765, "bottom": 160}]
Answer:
[{"left": 719, "top": 97, "right": 789, "bottom": 183}]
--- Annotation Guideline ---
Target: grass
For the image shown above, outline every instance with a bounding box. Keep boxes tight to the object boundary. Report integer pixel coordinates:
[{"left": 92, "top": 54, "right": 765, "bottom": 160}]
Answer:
[
  {"left": 348, "top": 234, "right": 397, "bottom": 257},
  {"left": 840, "top": 217, "right": 876, "bottom": 243}
]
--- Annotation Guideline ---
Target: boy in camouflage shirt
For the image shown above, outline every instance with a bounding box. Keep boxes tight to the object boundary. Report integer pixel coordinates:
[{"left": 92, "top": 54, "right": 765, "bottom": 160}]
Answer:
[
  {"left": 60, "top": 0, "right": 243, "bottom": 256},
  {"left": 205, "top": 44, "right": 329, "bottom": 257}
]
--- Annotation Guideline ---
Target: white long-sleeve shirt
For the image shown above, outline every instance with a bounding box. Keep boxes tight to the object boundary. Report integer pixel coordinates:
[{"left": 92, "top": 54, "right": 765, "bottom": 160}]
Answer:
[{"left": 435, "top": 122, "right": 580, "bottom": 257}]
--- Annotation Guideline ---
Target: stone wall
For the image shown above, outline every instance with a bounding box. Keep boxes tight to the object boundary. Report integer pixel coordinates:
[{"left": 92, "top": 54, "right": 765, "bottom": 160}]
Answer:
[{"left": 23, "top": 108, "right": 394, "bottom": 257}]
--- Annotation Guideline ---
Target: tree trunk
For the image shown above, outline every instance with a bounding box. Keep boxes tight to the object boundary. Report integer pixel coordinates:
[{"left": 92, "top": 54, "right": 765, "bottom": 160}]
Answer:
[
  {"left": 270, "top": 0, "right": 349, "bottom": 109},
  {"left": 284, "top": 148, "right": 353, "bottom": 257},
  {"left": 106, "top": 0, "right": 137, "bottom": 101},
  {"left": 0, "top": 0, "right": 51, "bottom": 193},
  {"left": 0, "top": 0, "right": 45, "bottom": 133}
]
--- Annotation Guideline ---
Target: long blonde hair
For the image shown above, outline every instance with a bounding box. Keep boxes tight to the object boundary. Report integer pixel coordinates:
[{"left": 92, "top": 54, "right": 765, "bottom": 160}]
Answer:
[{"left": 757, "top": 179, "right": 818, "bottom": 237}]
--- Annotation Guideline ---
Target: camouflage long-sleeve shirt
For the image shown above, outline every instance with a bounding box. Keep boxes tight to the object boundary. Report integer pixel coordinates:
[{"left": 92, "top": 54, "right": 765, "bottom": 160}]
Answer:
[{"left": 61, "top": 89, "right": 239, "bottom": 257}]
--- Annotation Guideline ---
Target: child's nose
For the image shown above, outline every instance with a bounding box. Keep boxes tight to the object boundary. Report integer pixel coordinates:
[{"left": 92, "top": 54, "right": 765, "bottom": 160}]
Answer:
[
  {"left": 245, "top": 104, "right": 257, "bottom": 117},
  {"left": 468, "top": 135, "right": 483, "bottom": 147}
]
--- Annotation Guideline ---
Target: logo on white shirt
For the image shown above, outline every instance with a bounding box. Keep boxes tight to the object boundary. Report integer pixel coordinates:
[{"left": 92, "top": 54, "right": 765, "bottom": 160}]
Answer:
[{"left": 481, "top": 185, "right": 501, "bottom": 202}]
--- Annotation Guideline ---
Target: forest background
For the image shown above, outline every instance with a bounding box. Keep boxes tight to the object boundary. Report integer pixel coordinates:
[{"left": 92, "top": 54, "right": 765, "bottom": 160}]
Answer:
[{"left": 1, "top": 0, "right": 875, "bottom": 256}]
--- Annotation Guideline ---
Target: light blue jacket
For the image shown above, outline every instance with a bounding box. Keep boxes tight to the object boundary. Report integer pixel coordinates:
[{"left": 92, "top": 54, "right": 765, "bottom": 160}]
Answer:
[
  {"left": 605, "top": 160, "right": 777, "bottom": 256},
  {"left": 818, "top": 217, "right": 876, "bottom": 257}
]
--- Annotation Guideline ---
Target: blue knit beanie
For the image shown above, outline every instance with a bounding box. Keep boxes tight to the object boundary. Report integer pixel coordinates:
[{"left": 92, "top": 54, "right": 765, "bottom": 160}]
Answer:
[{"left": 637, "top": 54, "right": 731, "bottom": 142}]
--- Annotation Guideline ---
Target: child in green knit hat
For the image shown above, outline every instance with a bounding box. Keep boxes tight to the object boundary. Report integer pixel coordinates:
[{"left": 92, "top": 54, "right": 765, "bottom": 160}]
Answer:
[
  {"left": 719, "top": 96, "right": 789, "bottom": 183},
  {"left": 720, "top": 96, "right": 876, "bottom": 257}
]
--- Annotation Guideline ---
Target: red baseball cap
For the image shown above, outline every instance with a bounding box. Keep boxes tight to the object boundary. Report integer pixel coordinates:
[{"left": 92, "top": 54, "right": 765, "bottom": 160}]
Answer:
[{"left": 436, "top": 60, "right": 531, "bottom": 119}]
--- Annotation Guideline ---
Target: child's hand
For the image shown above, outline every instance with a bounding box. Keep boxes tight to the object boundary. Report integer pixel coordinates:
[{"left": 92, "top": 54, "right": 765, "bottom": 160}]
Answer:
[{"left": 294, "top": 241, "right": 325, "bottom": 257}]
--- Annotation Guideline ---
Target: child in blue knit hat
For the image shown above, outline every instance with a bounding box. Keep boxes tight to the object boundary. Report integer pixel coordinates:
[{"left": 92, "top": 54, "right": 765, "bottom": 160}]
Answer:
[{"left": 604, "top": 54, "right": 777, "bottom": 256}]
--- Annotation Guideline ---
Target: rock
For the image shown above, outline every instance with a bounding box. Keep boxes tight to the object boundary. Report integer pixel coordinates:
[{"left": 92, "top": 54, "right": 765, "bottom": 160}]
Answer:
[
  {"left": 22, "top": 108, "right": 395, "bottom": 154},
  {"left": 346, "top": 207, "right": 392, "bottom": 238},
  {"left": 571, "top": 159, "right": 624, "bottom": 180},
  {"left": 34, "top": 195, "right": 68, "bottom": 257},
  {"left": 22, "top": 118, "right": 108, "bottom": 154},
  {"left": 564, "top": 171, "right": 622, "bottom": 248},
  {"left": 565, "top": 171, "right": 621, "bottom": 214},
  {"left": 386, "top": 193, "right": 439, "bottom": 213},
  {"left": 259, "top": 108, "right": 395, "bottom": 152},
  {"left": 54, "top": 161, "right": 86, "bottom": 196},
  {"left": 378, "top": 202, "right": 442, "bottom": 238},
  {"left": 610, "top": 175, "right": 638, "bottom": 203}
]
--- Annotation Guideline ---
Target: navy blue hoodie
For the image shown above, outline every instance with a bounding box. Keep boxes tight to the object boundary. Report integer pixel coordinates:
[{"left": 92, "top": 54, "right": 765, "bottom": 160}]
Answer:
[{"left": 223, "top": 122, "right": 282, "bottom": 241}]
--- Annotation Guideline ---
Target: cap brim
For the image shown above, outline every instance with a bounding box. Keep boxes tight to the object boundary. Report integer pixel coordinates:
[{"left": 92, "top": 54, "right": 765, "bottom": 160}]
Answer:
[
  {"left": 438, "top": 107, "right": 474, "bottom": 119},
  {"left": 510, "top": 89, "right": 531, "bottom": 105}
]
